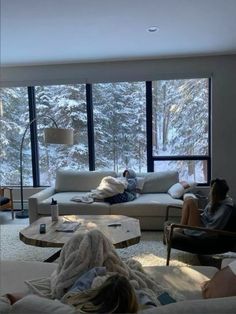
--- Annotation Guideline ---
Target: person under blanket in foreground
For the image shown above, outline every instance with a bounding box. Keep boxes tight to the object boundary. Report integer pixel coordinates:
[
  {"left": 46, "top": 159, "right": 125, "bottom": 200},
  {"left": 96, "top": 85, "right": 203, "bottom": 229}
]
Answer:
[
  {"left": 180, "top": 178, "right": 235, "bottom": 236},
  {"left": 2, "top": 229, "right": 182, "bottom": 313},
  {"left": 104, "top": 168, "right": 138, "bottom": 204},
  {"left": 4, "top": 273, "right": 139, "bottom": 313}
]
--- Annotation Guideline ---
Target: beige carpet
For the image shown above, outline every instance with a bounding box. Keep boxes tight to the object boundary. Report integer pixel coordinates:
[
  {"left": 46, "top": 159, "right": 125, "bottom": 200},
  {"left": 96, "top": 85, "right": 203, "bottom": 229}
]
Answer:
[{"left": 0, "top": 224, "right": 202, "bottom": 266}]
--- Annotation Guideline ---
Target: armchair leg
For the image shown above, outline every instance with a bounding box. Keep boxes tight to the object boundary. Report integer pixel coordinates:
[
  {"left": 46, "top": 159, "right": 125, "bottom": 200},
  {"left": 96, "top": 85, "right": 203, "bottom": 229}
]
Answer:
[
  {"left": 11, "top": 208, "right": 14, "bottom": 220},
  {"left": 166, "top": 244, "right": 171, "bottom": 266}
]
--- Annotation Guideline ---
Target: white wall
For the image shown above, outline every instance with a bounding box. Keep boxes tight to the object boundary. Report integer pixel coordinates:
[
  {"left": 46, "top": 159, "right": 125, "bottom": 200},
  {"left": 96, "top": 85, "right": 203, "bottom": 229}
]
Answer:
[{"left": 1, "top": 54, "right": 236, "bottom": 200}]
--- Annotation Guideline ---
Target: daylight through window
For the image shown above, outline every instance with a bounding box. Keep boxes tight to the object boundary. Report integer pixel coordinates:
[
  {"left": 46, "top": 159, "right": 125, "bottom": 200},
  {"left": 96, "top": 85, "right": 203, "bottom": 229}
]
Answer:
[{"left": 0, "top": 78, "right": 210, "bottom": 187}]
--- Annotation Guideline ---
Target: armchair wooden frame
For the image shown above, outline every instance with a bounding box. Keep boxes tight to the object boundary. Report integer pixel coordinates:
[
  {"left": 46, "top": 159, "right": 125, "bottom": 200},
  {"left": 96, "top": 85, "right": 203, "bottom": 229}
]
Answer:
[
  {"left": 165, "top": 223, "right": 236, "bottom": 265},
  {"left": 0, "top": 187, "right": 14, "bottom": 219},
  {"left": 164, "top": 204, "right": 236, "bottom": 266},
  {"left": 165, "top": 204, "right": 182, "bottom": 222}
]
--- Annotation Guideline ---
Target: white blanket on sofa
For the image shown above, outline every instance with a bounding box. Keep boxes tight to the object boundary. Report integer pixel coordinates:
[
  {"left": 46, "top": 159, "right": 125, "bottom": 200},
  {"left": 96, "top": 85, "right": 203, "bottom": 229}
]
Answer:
[{"left": 88, "top": 176, "right": 128, "bottom": 199}]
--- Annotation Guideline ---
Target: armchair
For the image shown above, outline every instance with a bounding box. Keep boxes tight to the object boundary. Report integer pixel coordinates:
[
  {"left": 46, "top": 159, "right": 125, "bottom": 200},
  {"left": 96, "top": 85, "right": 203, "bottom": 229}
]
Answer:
[
  {"left": 163, "top": 205, "right": 236, "bottom": 266},
  {"left": 0, "top": 187, "right": 14, "bottom": 219}
]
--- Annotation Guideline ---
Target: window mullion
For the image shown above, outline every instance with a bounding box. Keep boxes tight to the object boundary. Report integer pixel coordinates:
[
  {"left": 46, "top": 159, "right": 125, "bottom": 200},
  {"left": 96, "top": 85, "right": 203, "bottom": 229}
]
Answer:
[
  {"left": 146, "top": 81, "right": 153, "bottom": 172},
  {"left": 28, "top": 86, "right": 40, "bottom": 186},
  {"left": 86, "top": 84, "right": 95, "bottom": 170}
]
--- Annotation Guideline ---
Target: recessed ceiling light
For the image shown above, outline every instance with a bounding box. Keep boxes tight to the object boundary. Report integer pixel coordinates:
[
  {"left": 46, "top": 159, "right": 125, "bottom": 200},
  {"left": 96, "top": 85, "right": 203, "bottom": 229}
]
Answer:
[{"left": 147, "top": 26, "right": 160, "bottom": 33}]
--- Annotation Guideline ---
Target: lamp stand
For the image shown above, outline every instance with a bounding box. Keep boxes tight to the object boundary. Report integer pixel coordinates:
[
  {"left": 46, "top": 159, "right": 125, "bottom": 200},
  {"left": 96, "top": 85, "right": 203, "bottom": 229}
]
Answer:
[{"left": 15, "top": 116, "right": 73, "bottom": 219}]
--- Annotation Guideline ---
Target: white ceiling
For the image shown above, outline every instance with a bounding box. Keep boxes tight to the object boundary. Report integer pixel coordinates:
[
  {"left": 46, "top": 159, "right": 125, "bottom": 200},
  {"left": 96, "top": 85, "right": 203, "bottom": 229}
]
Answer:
[{"left": 1, "top": 0, "right": 236, "bottom": 67}]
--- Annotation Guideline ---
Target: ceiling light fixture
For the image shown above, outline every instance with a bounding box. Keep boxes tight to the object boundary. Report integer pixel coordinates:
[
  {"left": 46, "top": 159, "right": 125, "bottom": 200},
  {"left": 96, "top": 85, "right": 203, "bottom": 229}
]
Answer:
[{"left": 147, "top": 26, "right": 160, "bottom": 33}]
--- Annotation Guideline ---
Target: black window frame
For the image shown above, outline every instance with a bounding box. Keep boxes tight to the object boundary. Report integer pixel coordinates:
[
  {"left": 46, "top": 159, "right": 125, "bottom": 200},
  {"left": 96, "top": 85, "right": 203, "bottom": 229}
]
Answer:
[
  {"left": 146, "top": 78, "right": 211, "bottom": 186},
  {"left": 1, "top": 78, "right": 211, "bottom": 187}
]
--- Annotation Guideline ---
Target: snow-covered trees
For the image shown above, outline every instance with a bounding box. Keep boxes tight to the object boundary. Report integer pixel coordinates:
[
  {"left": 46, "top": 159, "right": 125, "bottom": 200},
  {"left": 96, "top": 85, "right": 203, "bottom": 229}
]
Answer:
[
  {"left": 93, "top": 82, "right": 146, "bottom": 173},
  {"left": 152, "top": 79, "right": 209, "bottom": 182},
  {"left": 0, "top": 78, "right": 209, "bottom": 186}
]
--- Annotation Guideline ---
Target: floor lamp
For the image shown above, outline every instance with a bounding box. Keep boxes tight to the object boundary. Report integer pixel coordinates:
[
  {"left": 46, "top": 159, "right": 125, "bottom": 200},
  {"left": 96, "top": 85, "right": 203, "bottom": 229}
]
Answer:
[{"left": 15, "top": 116, "right": 73, "bottom": 219}]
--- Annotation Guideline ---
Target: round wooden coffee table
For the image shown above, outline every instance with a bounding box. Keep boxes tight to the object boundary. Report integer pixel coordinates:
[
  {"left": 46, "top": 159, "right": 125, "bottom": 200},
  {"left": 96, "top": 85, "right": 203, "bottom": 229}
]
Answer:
[{"left": 20, "top": 215, "right": 141, "bottom": 262}]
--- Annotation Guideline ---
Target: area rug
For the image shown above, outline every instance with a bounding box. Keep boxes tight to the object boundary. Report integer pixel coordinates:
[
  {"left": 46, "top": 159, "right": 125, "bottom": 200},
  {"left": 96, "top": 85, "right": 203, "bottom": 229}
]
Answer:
[{"left": 0, "top": 224, "right": 202, "bottom": 266}]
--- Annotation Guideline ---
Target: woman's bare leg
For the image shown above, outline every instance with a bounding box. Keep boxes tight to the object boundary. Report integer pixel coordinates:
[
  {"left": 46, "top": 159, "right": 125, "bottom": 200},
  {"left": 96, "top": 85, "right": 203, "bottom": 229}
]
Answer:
[{"left": 181, "top": 198, "right": 202, "bottom": 226}]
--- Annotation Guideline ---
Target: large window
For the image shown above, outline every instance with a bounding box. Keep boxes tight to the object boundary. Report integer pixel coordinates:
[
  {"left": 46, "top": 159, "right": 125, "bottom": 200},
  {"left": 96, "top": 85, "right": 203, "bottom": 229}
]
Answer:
[
  {"left": 152, "top": 78, "right": 210, "bottom": 183},
  {"left": 0, "top": 78, "right": 210, "bottom": 187},
  {"left": 0, "top": 87, "right": 31, "bottom": 186},
  {"left": 93, "top": 82, "right": 146, "bottom": 173},
  {"left": 35, "top": 84, "right": 88, "bottom": 186}
]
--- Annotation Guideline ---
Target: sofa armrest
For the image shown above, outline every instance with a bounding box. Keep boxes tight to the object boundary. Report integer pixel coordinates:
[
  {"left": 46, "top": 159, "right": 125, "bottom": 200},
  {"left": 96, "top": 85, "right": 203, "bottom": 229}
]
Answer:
[
  {"left": 28, "top": 187, "right": 55, "bottom": 224},
  {"left": 183, "top": 192, "right": 198, "bottom": 201},
  {"left": 140, "top": 296, "right": 236, "bottom": 314}
]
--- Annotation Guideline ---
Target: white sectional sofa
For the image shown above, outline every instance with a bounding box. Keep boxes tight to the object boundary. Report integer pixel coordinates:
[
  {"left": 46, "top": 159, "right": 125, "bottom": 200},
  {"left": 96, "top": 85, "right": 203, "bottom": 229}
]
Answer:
[
  {"left": 28, "top": 169, "right": 192, "bottom": 230},
  {"left": 1, "top": 260, "right": 236, "bottom": 314}
]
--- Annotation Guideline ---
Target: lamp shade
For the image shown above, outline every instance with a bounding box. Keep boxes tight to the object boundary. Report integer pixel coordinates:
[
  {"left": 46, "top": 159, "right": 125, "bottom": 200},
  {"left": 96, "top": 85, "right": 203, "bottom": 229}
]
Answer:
[{"left": 44, "top": 128, "right": 74, "bottom": 145}]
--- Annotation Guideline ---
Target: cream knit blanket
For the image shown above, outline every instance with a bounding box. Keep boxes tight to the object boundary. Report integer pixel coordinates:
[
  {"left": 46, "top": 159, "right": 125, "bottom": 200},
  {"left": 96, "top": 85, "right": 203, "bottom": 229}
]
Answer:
[
  {"left": 88, "top": 176, "right": 127, "bottom": 199},
  {"left": 50, "top": 229, "right": 184, "bottom": 305}
]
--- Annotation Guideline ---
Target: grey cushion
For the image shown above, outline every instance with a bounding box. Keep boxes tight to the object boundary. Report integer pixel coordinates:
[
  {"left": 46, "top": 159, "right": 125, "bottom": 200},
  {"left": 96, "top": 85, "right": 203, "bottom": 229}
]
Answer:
[
  {"left": 55, "top": 169, "right": 117, "bottom": 192},
  {"left": 144, "top": 266, "right": 218, "bottom": 300},
  {"left": 0, "top": 261, "right": 57, "bottom": 295},
  {"left": 140, "top": 296, "right": 236, "bottom": 314},
  {"left": 110, "top": 193, "right": 183, "bottom": 217},
  {"left": 38, "top": 192, "right": 110, "bottom": 215},
  {"left": 142, "top": 171, "right": 179, "bottom": 193}
]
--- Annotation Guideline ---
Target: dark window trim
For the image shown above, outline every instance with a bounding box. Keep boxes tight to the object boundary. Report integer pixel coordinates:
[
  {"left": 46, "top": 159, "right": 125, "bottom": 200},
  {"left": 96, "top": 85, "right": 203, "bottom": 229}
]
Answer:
[
  {"left": 146, "top": 81, "right": 153, "bottom": 172},
  {"left": 86, "top": 84, "right": 95, "bottom": 170},
  {"left": 28, "top": 86, "right": 40, "bottom": 187},
  {"left": 149, "top": 77, "right": 211, "bottom": 185},
  {"left": 207, "top": 77, "right": 212, "bottom": 184},
  {"left": 21, "top": 78, "right": 211, "bottom": 186},
  {"left": 153, "top": 156, "right": 210, "bottom": 161}
]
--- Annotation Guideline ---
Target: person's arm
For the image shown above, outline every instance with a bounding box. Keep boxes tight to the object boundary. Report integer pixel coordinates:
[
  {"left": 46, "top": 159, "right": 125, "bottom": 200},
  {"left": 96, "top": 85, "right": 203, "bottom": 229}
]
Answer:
[
  {"left": 126, "top": 178, "right": 137, "bottom": 192},
  {"left": 4, "top": 293, "right": 25, "bottom": 305},
  {"left": 206, "top": 204, "right": 232, "bottom": 229}
]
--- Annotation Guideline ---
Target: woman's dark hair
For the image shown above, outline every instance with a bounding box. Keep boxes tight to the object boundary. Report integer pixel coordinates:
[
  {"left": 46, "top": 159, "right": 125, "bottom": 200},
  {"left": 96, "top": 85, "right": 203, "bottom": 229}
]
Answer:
[
  {"left": 123, "top": 170, "right": 129, "bottom": 177},
  {"left": 66, "top": 274, "right": 139, "bottom": 313},
  {"left": 210, "top": 178, "right": 229, "bottom": 211}
]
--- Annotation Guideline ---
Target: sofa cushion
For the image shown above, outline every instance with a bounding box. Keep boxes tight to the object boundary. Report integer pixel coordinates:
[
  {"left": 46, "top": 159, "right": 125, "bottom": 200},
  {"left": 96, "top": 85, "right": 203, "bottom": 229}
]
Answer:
[
  {"left": 10, "top": 295, "right": 75, "bottom": 314},
  {"left": 38, "top": 192, "right": 110, "bottom": 215},
  {"left": 144, "top": 266, "right": 218, "bottom": 300},
  {"left": 0, "top": 261, "right": 57, "bottom": 295},
  {"left": 110, "top": 193, "right": 183, "bottom": 217},
  {"left": 140, "top": 296, "right": 236, "bottom": 314},
  {"left": 55, "top": 170, "right": 117, "bottom": 192},
  {"left": 142, "top": 171, "right": 179, "bottom": 193}
]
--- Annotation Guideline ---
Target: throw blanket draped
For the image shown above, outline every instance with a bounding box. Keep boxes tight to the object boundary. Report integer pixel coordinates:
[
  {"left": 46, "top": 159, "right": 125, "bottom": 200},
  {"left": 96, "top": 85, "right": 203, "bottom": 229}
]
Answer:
[
  {"left": 50, "top": 229, "right": 184, "bottom": 306},
  {"left": 87, "top": 176, "right": 128, "bottom": 199}
]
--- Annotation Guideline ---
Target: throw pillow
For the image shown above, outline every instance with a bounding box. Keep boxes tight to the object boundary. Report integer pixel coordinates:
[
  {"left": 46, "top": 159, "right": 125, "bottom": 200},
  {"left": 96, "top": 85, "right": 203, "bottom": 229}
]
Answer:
[
  {"left": 168, "top": 183, "right": 185, "bottom": 199},
  {"left": 201, "top": 261, "right": 236, "bottom": 298},
  {"left": 168, "top": 181, "right": 196, "bottom": 199}
]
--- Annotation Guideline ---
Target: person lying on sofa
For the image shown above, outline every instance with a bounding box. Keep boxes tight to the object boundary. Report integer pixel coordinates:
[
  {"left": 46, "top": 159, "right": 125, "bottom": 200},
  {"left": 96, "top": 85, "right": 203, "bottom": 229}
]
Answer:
[
  {"left": 179, "top": 178, "right": 235, "bottom": 236},
  {"left": 104, "top": 169, "right": 137, "bottom": 204},
  {"left": 3, "top": 273, "right": 139, "bottom": 313},
  {"left": 3, "top": 259, "right": 236, "bottom": 314},
  {"left": 1, "top": 229, "right": 181, "bottom": 314}
]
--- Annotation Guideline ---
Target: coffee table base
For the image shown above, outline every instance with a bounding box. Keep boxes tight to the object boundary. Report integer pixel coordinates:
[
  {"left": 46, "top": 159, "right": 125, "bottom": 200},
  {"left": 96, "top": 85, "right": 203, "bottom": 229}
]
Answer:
[{"left": 44, "top": 250, "right": 61, "bottom": 263}]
